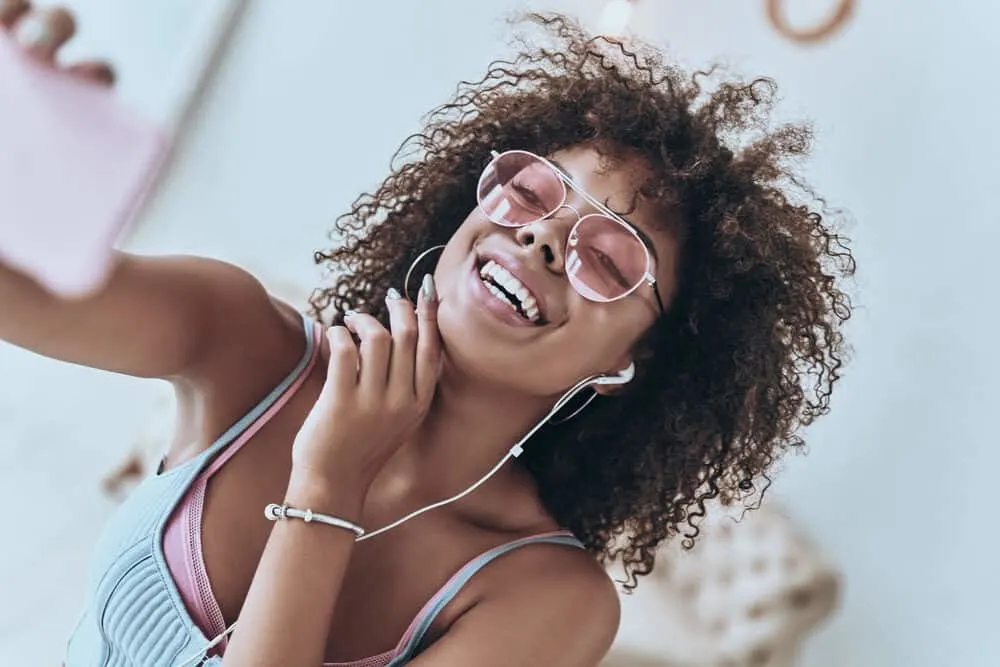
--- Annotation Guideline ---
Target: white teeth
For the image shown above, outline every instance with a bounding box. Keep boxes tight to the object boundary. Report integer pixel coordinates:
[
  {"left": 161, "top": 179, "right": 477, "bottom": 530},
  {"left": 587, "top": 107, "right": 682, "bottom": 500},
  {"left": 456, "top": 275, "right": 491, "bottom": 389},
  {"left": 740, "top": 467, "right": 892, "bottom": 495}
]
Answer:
[
  {"left": 486, "top": 283, "right": 518, "bottom": 312},
  {"left": 478, "top": 260, "right": 541, "bottom": 322}
]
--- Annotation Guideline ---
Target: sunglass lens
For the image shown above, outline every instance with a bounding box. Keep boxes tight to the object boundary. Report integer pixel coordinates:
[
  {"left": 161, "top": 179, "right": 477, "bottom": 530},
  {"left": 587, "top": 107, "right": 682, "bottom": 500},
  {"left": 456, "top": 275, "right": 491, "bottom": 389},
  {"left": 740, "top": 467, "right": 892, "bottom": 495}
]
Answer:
[
  {"left": 566, "top": 215, "right": 649, "bottom": 302},
  {"left": 477, "top": 152, "right": 564, "bottom": 226}
]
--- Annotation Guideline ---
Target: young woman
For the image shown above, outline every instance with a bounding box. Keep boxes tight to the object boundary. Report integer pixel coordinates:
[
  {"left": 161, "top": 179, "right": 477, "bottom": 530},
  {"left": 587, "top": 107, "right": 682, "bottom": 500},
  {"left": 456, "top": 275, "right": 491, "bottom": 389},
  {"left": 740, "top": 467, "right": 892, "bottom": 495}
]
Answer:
[{"left": 0, "top": 3, "right": 854, "bottom": 666}]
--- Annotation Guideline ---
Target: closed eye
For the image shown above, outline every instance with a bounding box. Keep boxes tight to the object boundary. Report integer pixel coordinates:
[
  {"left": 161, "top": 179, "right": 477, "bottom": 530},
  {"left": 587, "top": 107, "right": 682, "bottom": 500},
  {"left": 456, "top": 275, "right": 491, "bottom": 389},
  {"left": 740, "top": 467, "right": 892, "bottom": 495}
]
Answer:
[
  {"left": 591, "top": 247, "right": 629, "bottom": 288},
  {"left": 510, "top": 181, "right": 547, "bottom": 210}
]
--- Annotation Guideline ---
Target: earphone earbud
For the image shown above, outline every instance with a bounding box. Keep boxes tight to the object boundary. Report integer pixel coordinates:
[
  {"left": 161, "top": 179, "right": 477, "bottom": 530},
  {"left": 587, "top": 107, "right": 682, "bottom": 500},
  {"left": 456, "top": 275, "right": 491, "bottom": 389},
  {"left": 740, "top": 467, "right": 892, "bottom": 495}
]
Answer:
[{"left": 591, "top": 361, "right": 635, "bottom": 387}]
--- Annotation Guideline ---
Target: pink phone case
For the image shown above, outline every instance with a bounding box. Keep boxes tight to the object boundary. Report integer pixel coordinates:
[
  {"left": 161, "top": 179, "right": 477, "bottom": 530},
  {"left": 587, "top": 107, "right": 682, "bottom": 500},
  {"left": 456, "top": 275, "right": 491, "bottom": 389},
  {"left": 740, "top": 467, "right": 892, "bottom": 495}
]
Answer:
[{"left": 0, "top": 33, "right": 169, "bottom": 297}]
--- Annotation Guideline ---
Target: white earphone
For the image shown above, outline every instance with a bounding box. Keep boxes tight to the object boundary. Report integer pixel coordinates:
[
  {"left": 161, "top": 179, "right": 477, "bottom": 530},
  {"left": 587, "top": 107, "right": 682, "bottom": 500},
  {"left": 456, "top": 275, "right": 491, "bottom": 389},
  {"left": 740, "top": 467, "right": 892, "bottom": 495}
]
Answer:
[{"left": 590, "top": 361, "right": 635, "bottom": 386}]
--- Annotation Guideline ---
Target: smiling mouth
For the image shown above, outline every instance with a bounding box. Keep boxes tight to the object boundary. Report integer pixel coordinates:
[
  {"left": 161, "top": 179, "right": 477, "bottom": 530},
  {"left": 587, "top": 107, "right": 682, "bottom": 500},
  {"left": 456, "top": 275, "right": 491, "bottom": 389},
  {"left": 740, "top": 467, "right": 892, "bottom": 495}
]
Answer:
[{"left": 477, "top": 259, "right": 544, "bottom": 324}]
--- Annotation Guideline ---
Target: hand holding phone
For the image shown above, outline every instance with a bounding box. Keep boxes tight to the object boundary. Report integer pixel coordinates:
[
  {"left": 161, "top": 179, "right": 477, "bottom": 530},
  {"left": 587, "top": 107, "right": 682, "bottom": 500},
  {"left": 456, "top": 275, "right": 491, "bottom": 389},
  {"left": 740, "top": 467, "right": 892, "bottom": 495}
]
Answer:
[{"left": 0, "top": 5, "right": 168, "bottom": 297}]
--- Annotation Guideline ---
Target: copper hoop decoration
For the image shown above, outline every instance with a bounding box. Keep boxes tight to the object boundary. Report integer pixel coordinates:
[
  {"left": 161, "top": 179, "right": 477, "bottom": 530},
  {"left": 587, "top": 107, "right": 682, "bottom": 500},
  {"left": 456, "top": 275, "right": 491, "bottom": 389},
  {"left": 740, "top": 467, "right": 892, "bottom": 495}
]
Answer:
[{"left": 765, "top": 0, "right": 857, "bottom": 45}]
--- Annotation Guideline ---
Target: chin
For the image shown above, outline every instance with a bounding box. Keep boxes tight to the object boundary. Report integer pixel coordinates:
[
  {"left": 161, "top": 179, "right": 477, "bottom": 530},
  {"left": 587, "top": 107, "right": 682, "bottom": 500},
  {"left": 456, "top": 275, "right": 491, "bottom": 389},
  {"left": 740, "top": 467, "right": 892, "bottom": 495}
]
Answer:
[{"left": 435, "top": 312, "right": 557, "bottom": 398}]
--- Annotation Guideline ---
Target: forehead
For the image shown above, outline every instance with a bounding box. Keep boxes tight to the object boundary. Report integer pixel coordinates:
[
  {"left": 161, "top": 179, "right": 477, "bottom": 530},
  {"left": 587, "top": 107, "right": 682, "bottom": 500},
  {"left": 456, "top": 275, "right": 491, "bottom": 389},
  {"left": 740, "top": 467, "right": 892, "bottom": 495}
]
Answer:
[{"left": 550, "top": 146, "right": 647, "bottom": 195}]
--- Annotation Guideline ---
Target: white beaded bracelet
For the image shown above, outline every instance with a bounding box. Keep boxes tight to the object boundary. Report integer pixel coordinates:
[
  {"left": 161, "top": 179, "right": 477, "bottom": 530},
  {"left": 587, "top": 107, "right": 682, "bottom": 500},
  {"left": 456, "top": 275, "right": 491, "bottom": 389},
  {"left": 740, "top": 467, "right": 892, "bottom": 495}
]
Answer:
[{"left": 264, "top": 503, "right": 366, "bottom": 538}]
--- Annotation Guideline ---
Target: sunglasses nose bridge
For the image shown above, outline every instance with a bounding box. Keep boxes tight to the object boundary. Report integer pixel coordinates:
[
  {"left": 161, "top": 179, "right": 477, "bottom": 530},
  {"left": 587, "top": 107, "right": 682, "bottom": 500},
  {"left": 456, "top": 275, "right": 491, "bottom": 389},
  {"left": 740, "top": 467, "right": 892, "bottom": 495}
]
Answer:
[
  {"left": 534, "top": 204, "right": 584, "bottom": 256},
  {"left": 555, "top": 202, "right": 583, "bottom": 222}
]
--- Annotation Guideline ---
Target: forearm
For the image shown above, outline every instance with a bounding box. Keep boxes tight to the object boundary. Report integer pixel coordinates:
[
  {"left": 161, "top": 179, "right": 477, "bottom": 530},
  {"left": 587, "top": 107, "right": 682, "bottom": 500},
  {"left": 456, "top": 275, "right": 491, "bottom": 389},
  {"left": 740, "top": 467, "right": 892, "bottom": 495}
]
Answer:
[
  {"left": 0, "top": 259, "right": 57, "bottom": 331},
  {"left": 221, "top": 475, "right": 366, "bottom": 667}
]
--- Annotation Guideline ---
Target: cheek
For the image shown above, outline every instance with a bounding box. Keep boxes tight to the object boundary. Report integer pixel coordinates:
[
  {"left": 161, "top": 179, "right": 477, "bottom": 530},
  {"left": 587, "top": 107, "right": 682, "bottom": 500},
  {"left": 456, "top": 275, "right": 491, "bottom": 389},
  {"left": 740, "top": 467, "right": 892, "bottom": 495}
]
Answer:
[
  {"left": 566, "top": 304, "right": 651, "bottom": 362},
  {"left": 431, "top": 207, "right": 501, "bottom": 295},
  {"left": 433, "top": 220, "right": 477, "bottom": 290}
]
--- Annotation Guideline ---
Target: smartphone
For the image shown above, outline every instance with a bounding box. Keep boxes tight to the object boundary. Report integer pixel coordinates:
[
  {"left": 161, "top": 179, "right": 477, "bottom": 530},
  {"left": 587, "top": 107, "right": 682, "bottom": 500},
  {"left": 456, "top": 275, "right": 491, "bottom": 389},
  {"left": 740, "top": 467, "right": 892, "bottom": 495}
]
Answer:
[{"left": 0, "top": 32, "right": 169, "bottom": 297}]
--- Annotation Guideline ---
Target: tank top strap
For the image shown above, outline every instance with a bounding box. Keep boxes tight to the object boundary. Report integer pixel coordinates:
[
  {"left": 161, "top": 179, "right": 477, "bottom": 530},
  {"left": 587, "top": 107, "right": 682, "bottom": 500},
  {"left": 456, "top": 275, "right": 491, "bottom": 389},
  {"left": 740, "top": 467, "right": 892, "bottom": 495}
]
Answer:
[
  {"left": 386, "top": 531, "right": 585, "bottom": 665},
  {"left": 180, "top": 313, "right": 324, "bottom": 652}
]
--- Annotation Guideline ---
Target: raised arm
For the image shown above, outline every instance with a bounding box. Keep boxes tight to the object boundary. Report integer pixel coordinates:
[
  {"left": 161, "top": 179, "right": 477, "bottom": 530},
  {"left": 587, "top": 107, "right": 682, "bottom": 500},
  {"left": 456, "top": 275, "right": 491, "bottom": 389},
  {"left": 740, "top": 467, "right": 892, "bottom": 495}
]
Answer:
[
  {"left": 0, "top": 5, "right": 288, "bottom": 384},
  {"left": 0, "top": 253, "right": 282, "bottom": 379}
]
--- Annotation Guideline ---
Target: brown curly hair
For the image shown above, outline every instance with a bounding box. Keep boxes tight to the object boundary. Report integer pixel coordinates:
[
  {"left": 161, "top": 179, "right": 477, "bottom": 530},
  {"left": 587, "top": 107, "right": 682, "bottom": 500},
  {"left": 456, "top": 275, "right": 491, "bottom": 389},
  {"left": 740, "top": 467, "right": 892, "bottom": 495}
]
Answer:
[{"left": 309, "top": 12, "right": 855, "bottom": 589}]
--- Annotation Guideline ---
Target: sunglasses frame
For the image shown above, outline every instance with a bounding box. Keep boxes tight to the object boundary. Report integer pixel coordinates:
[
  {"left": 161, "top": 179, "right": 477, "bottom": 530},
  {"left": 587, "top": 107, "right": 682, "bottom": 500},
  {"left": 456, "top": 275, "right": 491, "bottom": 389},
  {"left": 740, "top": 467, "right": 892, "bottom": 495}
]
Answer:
[{"left": 480, "top": 150, "right": 665, "bottom": 314}]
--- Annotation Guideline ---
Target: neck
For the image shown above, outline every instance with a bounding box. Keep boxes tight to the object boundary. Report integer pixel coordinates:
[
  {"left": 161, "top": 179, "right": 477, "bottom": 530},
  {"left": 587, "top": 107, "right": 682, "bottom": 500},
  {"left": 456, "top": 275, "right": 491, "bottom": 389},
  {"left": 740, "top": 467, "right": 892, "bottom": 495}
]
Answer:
[{"left": 388, "top": 364, "right": 560, "bottom": 505}]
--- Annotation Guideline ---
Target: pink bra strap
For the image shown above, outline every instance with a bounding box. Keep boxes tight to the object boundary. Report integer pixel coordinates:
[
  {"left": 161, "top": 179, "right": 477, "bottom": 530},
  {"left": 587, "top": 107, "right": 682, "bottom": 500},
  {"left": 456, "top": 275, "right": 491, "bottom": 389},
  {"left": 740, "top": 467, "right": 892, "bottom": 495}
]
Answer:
[{"left": 192, "top": 319, "right": 324, "bottom": 651}]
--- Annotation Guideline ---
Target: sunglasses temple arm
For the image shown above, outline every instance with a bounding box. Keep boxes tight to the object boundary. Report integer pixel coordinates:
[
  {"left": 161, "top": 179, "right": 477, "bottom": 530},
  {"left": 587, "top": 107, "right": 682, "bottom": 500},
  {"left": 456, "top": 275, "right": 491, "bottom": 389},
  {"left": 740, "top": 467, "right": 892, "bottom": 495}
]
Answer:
[{"left": 651, "top": 279, "right": 665, "bottom": 314}]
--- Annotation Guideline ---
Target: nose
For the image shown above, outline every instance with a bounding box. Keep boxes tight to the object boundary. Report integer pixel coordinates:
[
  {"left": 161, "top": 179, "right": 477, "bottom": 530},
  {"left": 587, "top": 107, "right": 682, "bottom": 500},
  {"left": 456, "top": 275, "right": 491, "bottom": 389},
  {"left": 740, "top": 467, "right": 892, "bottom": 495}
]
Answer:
[{"left": 514, "top": 205, "right": 580, "bottom": 273}]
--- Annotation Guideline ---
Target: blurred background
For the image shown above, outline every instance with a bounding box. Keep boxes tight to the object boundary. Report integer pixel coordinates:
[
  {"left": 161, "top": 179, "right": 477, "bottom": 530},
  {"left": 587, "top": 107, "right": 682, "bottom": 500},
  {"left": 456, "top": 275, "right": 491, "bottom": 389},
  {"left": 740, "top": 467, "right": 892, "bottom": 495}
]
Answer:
[{"left": 1, "top": 0, "right": 997, "bottom": 665}]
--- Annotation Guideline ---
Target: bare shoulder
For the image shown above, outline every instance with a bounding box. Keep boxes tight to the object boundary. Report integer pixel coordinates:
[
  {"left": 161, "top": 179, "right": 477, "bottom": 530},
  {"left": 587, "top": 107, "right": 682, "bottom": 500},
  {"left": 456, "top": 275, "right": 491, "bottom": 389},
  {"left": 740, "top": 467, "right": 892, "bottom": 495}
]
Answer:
[
  {"left": 483, "top": 538, "right": 620, "bottom": 636},
  {"left": 169, "top": 255, "right": 306, "bottom": 379},
  {"left": 501, "top": 539, "right": 620, "bottom": 616},
  {"left": 142, "top": 255, "right": 308, "bottom": 406},
  {"left": 420, "top": 537, "right": 621, "bottom": 666}
]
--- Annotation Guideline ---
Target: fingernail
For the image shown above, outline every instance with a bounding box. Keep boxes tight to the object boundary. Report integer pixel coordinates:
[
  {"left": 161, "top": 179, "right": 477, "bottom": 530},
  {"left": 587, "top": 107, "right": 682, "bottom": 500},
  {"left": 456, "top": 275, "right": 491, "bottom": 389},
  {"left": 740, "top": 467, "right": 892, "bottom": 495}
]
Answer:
[
  {"left": 16, "top": 15, "right": 52, "bottom": 49},
  {"left": 95, "top": 63, "right": 117, "bottom": 85},
  {"left": 343, "top": 309, "right": 357, "bottom": 320},
  {"left": 421, "top": 274, "right": 436, "bottom": 303},
  {"left": 386, "top": 287, "right": 402, "bottom": 301}
]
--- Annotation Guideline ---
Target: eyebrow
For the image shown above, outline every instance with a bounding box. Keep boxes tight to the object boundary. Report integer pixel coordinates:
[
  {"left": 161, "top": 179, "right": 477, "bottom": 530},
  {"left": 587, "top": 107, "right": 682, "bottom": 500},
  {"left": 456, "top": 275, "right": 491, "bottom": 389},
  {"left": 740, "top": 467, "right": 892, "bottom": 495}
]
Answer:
[{"left": 547, "top": 157, "right": 661, "bottom": 263}]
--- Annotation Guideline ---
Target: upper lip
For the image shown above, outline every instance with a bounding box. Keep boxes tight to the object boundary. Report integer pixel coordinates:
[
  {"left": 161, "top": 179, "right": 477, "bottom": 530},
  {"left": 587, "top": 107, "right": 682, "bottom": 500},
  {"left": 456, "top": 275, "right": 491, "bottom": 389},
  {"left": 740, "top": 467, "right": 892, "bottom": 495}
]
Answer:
[{"left": 476, "top": 248, "right": 551, "bottom": 323}]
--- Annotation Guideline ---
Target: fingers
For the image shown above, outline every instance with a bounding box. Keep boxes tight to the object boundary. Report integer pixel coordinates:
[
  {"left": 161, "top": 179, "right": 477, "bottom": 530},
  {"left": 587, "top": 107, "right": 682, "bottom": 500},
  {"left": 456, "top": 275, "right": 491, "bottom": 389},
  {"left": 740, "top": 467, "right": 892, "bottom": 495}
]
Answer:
[
  {"left": 0, "top": 0, "right": 30, "bottom": 29},
  {"left": 384, "top": 288, "right": 418, "bottom": 395},
  {"left": 342, "top": 311, "right": 391, "bottom": 391},
  {"left": 328, "top": 278, "right": 439, "bottom": 411},
  {"left": 1, "top": 4, "right": 111, "bottom": 86},
  {"left": 11, "top": 5, "right": 75, "bottom": 62},
  {"left": 414, "top": 274, "right": 442, "bottom": 401},
  {"left": 66, "top": 59, "right": 115, "bottom": 86},
  {"left": 323, "top": 326, "right": 359, "bottom": 396}
]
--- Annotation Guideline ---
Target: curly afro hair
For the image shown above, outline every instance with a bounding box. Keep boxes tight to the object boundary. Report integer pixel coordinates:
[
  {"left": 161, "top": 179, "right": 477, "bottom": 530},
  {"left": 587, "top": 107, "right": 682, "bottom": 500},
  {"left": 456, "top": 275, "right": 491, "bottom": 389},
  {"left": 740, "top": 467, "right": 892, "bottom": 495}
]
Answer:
[{"left": 309, "top": 12, "right": 855, "bottom": 589}]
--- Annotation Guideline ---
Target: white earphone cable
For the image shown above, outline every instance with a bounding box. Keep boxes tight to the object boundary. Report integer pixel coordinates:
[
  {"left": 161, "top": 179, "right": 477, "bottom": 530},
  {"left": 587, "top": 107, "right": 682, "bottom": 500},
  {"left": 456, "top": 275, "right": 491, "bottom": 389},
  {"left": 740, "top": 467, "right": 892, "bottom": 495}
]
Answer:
[{"left": 356, "top": 383, "right": 579, "bottom": 541}]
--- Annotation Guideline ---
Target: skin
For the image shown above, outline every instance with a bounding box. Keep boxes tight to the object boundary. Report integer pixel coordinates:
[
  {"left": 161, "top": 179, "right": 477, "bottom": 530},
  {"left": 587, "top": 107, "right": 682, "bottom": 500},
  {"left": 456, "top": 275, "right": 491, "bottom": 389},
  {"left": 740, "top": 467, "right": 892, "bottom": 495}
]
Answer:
[{"left": 0, "top": 4, "right": 678, "bottom": 665}]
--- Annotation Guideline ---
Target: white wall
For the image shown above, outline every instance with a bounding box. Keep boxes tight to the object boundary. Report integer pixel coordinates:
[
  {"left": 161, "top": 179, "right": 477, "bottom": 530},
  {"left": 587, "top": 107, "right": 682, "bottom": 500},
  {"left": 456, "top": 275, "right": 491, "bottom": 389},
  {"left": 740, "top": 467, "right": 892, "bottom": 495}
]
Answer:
[{"left": 1, "top": 1, "right": 997, "bottom": 665}]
